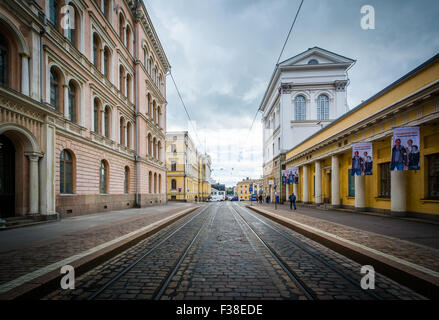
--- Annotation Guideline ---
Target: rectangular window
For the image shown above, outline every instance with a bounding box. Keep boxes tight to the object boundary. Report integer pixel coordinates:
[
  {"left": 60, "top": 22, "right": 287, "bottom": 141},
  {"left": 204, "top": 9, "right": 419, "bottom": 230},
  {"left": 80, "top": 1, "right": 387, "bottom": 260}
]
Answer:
[
  {"left": 348, "top": 169, "right": 355, "bottom": 197},
  {"left": 171, "top": 144, "right": 177, "bottom": 153},
  {"left": 379, "top": 163, "right": 391, "bottom": 198},
  {"left": 428, "top": 153, "right": 439, "bottom": 199},
  {"left": 171, "top": 161, "right": 177, "bottom": 171}
]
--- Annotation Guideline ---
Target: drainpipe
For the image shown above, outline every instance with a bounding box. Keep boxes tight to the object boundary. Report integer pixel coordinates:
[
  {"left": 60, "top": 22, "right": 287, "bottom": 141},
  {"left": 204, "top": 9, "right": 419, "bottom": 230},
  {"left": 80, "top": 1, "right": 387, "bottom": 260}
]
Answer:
[{"left": 134, "top": 4, "right": 140, "bottom": 208}]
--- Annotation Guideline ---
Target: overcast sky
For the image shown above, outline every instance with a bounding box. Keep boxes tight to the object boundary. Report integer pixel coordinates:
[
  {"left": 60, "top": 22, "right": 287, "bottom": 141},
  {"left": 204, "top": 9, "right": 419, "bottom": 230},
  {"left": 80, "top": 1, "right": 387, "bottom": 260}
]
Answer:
[{"left": 145, "top": 0, "right": 439, "bottom": 187}]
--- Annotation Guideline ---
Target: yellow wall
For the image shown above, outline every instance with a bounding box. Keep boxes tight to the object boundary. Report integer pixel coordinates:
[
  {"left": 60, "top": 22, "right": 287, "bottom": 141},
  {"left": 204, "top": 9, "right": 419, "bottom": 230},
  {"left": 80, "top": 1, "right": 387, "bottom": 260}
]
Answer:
[{"left": 284, "top": 56, "right": 439, "bottom": 217}]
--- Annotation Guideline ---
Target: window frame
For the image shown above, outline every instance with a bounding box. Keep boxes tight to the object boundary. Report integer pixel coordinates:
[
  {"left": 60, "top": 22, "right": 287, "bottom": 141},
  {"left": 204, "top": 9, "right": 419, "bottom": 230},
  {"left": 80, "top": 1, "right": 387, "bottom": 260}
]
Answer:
[
  {"left": 427, "top": 153, "right": 439, "bottom": 200},
  {"left": 378, "top": 162, "right": 391, "bottom": 198},
  {"left": 60, "top": 150, "right": 74, "bottom": 194}
]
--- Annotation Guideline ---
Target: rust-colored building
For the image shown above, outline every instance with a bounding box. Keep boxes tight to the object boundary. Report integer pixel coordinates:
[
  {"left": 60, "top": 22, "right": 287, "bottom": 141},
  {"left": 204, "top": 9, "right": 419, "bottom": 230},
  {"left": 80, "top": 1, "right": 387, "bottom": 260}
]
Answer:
[{"left": 0, "top": 0, "right": 169, "bottom": 220}]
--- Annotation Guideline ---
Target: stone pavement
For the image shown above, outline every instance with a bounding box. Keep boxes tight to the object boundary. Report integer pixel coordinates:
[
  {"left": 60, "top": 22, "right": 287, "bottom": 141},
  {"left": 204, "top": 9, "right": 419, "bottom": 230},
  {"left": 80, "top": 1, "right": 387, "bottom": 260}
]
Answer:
[
  {"left": 247, "top": 203, "right": 439, "bottom": 274},
  {"left": 0, "top": 202, "right": 199, "bottom": 298},
  {"left": 44, "top": 202, "right": 424, "bottom": 300}
]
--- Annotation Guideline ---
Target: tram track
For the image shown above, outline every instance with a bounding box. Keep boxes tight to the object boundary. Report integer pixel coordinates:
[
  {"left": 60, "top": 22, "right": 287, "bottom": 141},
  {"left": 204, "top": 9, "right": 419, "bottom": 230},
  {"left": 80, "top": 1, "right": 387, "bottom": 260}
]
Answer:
[
  {"left": 87, "top": 204, "right": 215, "bottom": 300},
  {"left": 229, "top": 203, "right": 316, "bottom": 300},
  {"left": 230, "top": 203, "right": 384, "bottom": 300}
]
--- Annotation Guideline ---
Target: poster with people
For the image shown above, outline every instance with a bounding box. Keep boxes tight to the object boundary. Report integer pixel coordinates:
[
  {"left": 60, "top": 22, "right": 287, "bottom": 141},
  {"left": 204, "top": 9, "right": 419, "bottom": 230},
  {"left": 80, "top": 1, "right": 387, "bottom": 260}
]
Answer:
[
  {"left": 351, "top": 142, "right": 373, "bottom": 176},
  {"left": 391, "top": 127, "right": 420, "bottom": 171},
  {"left": 287, "top": 166, "right": 299, "bottom": 184},
  {"left": 282, "top": 170, "right": 287, "bottom": 184}
]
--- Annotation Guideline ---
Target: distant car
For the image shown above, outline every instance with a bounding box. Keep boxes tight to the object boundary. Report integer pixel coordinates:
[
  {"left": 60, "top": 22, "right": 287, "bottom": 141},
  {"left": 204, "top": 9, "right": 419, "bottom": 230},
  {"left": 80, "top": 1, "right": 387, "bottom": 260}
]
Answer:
[{"left": 230, "top": 196, "right": 238, "bottom": 201}]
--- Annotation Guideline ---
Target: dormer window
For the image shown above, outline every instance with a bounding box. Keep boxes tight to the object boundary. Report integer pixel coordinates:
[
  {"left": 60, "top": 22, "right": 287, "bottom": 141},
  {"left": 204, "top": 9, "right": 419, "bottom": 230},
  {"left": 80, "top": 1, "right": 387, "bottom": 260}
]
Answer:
[{"left": 308, "top": 59, "right": 318, "bottom": 65}]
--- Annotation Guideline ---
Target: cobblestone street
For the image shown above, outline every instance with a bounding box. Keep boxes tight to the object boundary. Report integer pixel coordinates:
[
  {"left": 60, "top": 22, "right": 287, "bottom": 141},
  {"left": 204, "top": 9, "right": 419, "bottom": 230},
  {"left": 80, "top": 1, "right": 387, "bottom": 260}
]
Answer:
[{"left": 45, "top": 203, "right": 426, "bottom": 300}]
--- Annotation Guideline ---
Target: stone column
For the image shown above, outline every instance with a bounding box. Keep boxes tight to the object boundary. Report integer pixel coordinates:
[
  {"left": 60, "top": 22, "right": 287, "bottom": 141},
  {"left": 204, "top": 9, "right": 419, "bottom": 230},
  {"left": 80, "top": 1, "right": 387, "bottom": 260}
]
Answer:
[
  {"left": 21, "top": 54, "right": 30, "bottom": 96},
  {"left": 315, "top": 160, "right": 322, "bottom": 204},
  {"left": 39, "top": 118, "right": 56, "bottom": 217},
  {"left": 101, "top": 110, "right": 105, "bottom": 136},
  {"left": 331, "top": 155, "right": 340, "bottom": 207},
  {"left": 63, "top": 85, "right": 69, "bottom": 119},
  {"left": 391, "top": 170, "right": 407, "bottom": 216},
  {"left": 302, "top": 165, "right": 309, "bottom": 203},
  {"left": 355, "top": 175, "right": 366, "bottom": 210},
  {"left": 293, "top": 183, "right": 298, "bottom": 198},
  {"left": 25, "top": 152, "right": 42, "bottom": 214}
]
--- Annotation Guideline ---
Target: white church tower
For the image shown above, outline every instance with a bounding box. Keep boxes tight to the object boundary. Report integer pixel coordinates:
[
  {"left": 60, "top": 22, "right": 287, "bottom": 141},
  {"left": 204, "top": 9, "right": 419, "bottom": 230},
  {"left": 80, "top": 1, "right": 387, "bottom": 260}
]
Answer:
[{"left": 260, "top": 47, "right": 355, "bottom": 200}]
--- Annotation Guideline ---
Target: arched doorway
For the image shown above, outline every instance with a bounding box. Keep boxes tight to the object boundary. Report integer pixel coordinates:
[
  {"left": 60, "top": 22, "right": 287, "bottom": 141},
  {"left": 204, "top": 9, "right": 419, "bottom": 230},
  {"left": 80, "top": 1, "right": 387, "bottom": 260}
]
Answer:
[{"left": 0, "top": 135, "right": 15, "bottom": 218}]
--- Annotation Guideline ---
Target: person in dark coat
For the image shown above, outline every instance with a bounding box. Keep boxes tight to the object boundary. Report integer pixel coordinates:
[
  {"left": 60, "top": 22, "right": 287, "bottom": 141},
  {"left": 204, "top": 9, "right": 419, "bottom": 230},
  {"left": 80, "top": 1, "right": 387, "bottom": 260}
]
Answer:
[{"left": 289, "top": 193, "right": 297, "bottom": 210}]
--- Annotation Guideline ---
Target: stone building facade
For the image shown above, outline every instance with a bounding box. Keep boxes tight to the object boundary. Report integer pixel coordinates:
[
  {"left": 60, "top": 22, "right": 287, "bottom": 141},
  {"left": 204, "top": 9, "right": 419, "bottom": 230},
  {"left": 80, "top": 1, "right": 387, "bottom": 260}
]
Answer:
[
  {"left": 260, "top": 47, "right": 355, "bottom": 203},
  {"left": 166, "top": 131, "right": 212, "bottom": 202},
  {"left": 0, "top": 0, "right": 169, "bottom": 219},
  {"left": 284, "top": 54, "right": 439, "bottom": 220}
]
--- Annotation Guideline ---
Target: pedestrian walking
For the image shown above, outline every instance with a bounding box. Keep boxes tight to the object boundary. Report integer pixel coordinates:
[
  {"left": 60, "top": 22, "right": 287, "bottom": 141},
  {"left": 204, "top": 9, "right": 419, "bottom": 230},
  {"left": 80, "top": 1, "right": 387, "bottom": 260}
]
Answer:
[{"left": 289, "top": 193, "right": 297, "bottom": 210}]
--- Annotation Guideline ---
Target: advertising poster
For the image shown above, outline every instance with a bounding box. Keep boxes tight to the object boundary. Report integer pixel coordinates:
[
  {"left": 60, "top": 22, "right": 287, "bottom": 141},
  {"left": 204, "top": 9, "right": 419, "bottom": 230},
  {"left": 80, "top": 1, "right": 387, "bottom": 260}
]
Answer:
[
  {"left": 351, "top": 142, "right": 373, "bottom": 176},
  {"left": 287, "top": 166, "right": 299, "bottom": 184},
  {"left": 391, "top": 127, "right": 420, "bottom": 171},
  {"left": 281, "top": 170, "right": 287, "bottom": 184}
]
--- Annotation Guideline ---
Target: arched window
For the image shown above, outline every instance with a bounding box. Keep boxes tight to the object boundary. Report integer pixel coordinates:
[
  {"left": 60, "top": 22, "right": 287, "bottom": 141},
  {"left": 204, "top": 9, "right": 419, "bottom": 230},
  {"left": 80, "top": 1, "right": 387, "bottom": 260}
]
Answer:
[
  {"left": 146, "top": 93, "right": 151, "bottom": 116},
  {"left": 152, "top": 100, "right": 157, "bottom": 122},
  {"left": 143, "top": 47, "right": 148, "bottom": 66},
  {"left": 99, "top": 160, "right": 109, "bottom": 194},
  {"left": 157, "top": 106, "right": 161, "bottom": 126},
  {"left": 50, "top": 67, "right": 61, "bottom": 111},
  {"left": 148, "top": 171, "right": 152, "bottom": 193},
  {"left": 104, "top": 106, "right": 111, "bottom": 138},
  {"left": 294, "top": 95, "right": 306, "bottom": 121},
  {"left": 49, "top": 0, "right": 59, "bottom": 26},
  {"left": 120, "top": 117, "right": 125, "bottom": 145},
  {"left": 119, "top": 65, "right": 125, "bottom": 93},
  {"left": 158, "top": 174, "right": 162, "bottom": 194},
  {"left": 153, "top": 137, "right": 157, "bottom": 158},
  {"left": 126, "top": 73, "right": 131, "bottom": 100},
  {"left": 147, "top": 133, "right": 152, "bottom": 155},
  {"left": 66, "top": 4, "right": 79, "bottom": 48},
  {"left": 103, "top": 47, "right": 110, "bottom": 79},
  {"left": 308, "top": 59, "right": 319, "bottom": 65},
  {"left": 92, "top": 33, "right": 101, "bottom": 70},
  {"left": 126, "top": 122, "right": 132, "bottom": 148},
  {"left": 317, "top": 94, "right": 329, "bottom": 120},
  {"left": 124, "top": 166, "right": 129, "bottom": 194},
  {"left": 68, "top": 81, "right": 78, "bottom": 123},
  {"left": 125, "top": 25, "right": 132, "bottom": 52},
  {"left": 103, "top": 0, "right": 111, "bottom": 19},
  {"left": 157, "top": 141, "right": 162, "bottom": 160},
  {"left": 60, "top": 149, "right": 74, "bottom": 194},
  {"left": 171, "top": 179, "right": 177, "bottom": 190},
  {"left": 93, "top": 98, "right": 100, "bottom": 133},
  {"left": 148, "top": 58, "right": 152, "bottom": 75},
  {"left": 119, "top": 13, "right": 125, "bottom": 42},
  {"left": 154, "top": 173, "right": 157, "bottom": 193},
  {"left": 0, "top": 33, "right": 9, "bottom": 87}
]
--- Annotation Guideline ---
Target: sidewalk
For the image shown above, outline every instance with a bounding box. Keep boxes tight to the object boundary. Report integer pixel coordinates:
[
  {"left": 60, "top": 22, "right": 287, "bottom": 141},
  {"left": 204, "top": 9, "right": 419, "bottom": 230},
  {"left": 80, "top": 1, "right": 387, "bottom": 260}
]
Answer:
[
  {"left": 252, "top": 202, "right": 439, "bottom": 249},
  {"left": 246, "top": 202, "right": 439, "bottom": 298},
  {"left": 0, "top": 203, "right": 200, "bottom": 299}
]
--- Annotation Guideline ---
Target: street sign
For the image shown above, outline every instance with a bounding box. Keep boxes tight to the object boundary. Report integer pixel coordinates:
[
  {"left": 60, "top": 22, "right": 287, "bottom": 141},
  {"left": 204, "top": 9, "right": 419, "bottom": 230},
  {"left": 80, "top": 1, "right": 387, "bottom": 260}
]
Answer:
[{"left": 268, "top": 178, "right": 275, "bottom": 185}]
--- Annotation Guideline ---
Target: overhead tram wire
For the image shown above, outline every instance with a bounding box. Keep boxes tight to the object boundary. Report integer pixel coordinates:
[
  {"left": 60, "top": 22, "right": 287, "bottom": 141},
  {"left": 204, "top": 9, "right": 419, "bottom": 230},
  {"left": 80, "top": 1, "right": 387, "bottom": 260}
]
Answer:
[
  {"left": 169, "top": 70, "right": 203, "bottom": 148},
  {"left": 244, "top": 0, "right": 305, "bottom": 142}
]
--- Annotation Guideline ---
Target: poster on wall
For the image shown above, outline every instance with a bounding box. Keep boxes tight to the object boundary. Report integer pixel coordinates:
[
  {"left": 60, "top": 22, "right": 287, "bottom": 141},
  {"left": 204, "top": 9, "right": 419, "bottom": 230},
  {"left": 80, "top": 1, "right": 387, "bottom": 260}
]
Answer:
[
  {"left": 351, "top": 142, "right": 373, "bottom": 176},
  {"left": 282, "top": 170, "right": 287, "bottom": 184},
  {"left": 287, "top": 166, "right": 299, "bottom": 184},
  {"left": 391, "top": 126, "right": 420, "bottom": 171}
]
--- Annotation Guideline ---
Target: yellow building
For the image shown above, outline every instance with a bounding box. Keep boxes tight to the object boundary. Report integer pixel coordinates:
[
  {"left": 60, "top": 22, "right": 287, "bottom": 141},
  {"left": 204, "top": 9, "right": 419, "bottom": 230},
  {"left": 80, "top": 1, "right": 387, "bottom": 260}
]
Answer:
[
  {"left": 166, "top": 132, "right": 211, "bottom": 201},
  {"left": 284, "top": 53, "right": 439, "bottom": 221},
  {"left": 236, "top": 178, "right": 264, "bottom": 200}
]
